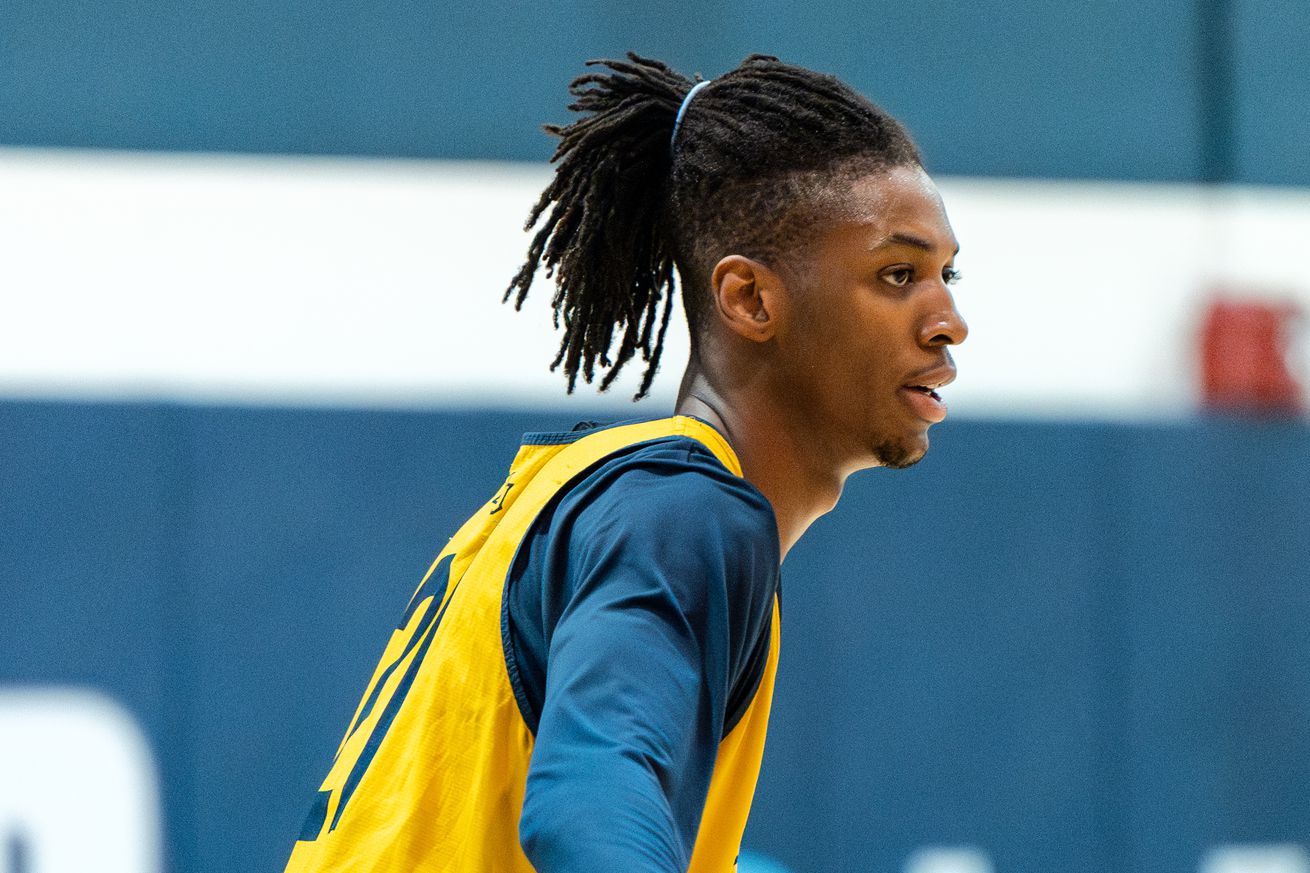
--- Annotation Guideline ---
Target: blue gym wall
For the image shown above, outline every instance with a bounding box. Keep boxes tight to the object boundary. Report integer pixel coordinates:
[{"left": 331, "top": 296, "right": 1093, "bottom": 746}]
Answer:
[
  {"left": 3, "top": 400, "right": 1308, "bottom": 873},
  {"left": 2, "top": 0, "right": 1309, "bottom": 184},
  {"left": 4, "top": 1, "right": 1310, "bottom": 870}
]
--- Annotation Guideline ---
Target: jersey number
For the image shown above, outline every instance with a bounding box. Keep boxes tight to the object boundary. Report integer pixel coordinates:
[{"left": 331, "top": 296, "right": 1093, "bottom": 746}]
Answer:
[{"left": 297, "top": 553, "right": 459, "bottom": 841}]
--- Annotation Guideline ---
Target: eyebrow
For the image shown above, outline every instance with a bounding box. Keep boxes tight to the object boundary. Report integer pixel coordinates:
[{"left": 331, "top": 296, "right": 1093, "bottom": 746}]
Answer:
[{"left": 881, "top": 232, "right": 961, "bottom": 255}]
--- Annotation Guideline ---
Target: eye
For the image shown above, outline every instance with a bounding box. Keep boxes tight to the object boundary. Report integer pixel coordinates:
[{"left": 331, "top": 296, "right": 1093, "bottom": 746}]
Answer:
[
  {"left": 943, "top": 266, "right": 962, "bottom": 285},
  {"left": 883, "top": 267, "right": 913, "bottom": 287}
]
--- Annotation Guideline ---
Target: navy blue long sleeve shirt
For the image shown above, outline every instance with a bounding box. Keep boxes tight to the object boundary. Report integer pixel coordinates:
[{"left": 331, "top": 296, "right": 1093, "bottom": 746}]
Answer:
[{"left": 504, "top": 433, "right": 780, "bottom": 871}]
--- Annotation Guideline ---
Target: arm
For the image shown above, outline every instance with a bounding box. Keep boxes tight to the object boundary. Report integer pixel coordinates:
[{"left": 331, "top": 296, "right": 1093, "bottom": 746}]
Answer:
[{"left": 517, "top": 451, "right": 777, "bottom": 872}]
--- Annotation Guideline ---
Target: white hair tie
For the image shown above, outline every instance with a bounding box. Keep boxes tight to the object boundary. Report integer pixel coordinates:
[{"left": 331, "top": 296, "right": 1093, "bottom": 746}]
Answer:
[{"left": 670, "top": 80, "right": 713, "bottom": 153}]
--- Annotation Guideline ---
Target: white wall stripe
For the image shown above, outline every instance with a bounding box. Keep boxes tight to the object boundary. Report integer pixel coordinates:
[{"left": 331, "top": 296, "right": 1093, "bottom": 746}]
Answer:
[{"left": 3, "top": 148, "right": 1309, "bottom": 417}]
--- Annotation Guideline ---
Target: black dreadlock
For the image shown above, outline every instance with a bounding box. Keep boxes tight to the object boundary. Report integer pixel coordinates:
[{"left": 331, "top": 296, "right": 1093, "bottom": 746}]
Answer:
[{"left": 504, "top": 53, "right": 922, "bottom": 399}]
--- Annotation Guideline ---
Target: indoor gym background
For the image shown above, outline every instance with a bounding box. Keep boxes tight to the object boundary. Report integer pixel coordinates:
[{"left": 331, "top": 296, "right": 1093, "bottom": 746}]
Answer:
[{"left": 2, "top": 2, "right": 1310, "bottom": 872}]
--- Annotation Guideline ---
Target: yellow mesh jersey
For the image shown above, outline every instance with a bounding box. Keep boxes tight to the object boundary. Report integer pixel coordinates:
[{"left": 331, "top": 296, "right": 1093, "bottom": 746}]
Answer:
[{"left": 284, "top": 415, "right": 781, "bottom": 873}]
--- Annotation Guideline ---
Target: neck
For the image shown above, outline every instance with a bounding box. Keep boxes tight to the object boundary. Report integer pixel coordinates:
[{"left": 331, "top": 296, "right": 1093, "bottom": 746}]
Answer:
[{"left": 675, "top": 367, "right": 848, "bottom": 561}]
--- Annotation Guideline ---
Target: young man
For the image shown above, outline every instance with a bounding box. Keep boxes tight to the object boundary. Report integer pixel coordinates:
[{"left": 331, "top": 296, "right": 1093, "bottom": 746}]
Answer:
[{"left": 285, "top": 53, "right": 966, "bottom": 872}]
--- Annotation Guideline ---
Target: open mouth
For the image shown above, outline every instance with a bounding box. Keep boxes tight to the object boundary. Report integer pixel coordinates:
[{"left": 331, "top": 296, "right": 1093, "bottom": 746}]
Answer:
[
  {"left": 899, "top": 365, "right": 955, "bottom": 423},
  {"left": 898, "top": 383, "right": 948, "bottom": 423}
]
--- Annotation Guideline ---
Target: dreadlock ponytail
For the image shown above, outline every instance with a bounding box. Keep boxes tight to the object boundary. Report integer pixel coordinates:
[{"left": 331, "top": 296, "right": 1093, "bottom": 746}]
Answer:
[{"left": 504, "top": 53, "right": 699, "bottom": 400}]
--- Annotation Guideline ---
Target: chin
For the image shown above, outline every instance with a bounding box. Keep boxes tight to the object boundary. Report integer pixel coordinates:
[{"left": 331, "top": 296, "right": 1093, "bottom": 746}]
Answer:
[{"left": 872, "top": 433, "right": 930, "bottom": 469}]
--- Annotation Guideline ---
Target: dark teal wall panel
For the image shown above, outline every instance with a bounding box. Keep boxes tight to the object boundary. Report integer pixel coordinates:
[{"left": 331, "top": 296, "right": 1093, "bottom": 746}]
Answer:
[
  {"left": 1, "top": 0, "right": 613, "bottom": 160},
  {"left": 0, "top": 402, "right": 189, "bottom": 870},
  {"left": 722, "top": 0, "right": 1205, "bottom": 181},
  {"left": 3, "top": 400, "right": 1309, "bottom": 872},
  {"left": 1118, "top": 423, "right": 1310, "bottom": 867},
  {"left": 0, "top": 0, "right": 1233, "bottom": 181},
  {"left": 746, "top": 423, "right": 1113, "bottom": 872},
  {"left": 1233, "top": 0, "right": 1310, "bottom": 185}
]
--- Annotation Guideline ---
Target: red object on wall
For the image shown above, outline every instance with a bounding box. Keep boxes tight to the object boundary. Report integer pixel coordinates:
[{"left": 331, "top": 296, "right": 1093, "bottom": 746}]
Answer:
[{"left": 1200, "top": 297, "right": 1304, "bottom": 414}]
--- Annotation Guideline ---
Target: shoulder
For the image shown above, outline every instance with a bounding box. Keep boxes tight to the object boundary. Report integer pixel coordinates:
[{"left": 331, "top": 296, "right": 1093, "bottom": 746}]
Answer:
[
  {"left": 562, "top": 435, "right": 778, "bottom": 566},
  {"left": 534, "top": 435, "right": 780, "bottom": 632}
]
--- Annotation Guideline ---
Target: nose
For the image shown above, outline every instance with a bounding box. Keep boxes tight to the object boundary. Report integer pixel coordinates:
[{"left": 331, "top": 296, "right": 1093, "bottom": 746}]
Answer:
[{"left": 919, "top": 289, "right": 968, "bottom": 348}]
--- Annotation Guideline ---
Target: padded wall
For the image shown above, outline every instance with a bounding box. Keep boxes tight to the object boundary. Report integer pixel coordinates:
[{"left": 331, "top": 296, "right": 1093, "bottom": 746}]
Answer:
[
  {"left": 3, "top": 0, "right": 1309, "bottom": 184},
  {"left": 2, "top": 401, "right": 1308, "bottom": 872}
]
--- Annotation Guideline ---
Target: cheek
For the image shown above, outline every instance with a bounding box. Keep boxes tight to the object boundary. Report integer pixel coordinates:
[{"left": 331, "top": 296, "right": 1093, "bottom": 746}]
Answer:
[
  {"left": 802, "top": 316, "right": 889, "bottom": 406},
  {"left": 798, "top": 309, "right": 864, "bottom": 379},
  {"left": 784, "top": 286, "right": 904, "bottom": 398},
  {"left": 828, "top": 299, "right": 898, "bottom": 371}
]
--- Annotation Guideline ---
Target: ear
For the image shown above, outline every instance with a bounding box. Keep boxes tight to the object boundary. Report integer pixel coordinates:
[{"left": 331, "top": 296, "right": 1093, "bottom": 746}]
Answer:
[{"left": 709, "top": 255, "right": 787, "bottom": 343}]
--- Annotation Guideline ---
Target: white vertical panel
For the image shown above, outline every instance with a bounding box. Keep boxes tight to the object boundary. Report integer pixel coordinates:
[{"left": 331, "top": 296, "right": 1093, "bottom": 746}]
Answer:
[
  {"left": 0, "top": 689, "right": 161, "bottom": 873},
  {"left": 1200, "top": 844, "right": 1310, "bottom": 873},
  {"left": 904, "top": 846, "right": 995, "bottom": 873}
]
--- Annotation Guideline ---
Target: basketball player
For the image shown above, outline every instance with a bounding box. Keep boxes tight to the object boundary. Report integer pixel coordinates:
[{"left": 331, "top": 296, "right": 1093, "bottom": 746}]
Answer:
[{"left": 284, "top": 53, "right": 966, "bottom": 872}]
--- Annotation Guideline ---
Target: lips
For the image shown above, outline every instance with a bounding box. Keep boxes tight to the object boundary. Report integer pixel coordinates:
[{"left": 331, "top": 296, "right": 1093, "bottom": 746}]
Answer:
[
  {"left": 898, "top": 386, "right": 947, "bottom": 422},
  {"left": 899, "top": 365, "right": 957, "bottom": 423}
]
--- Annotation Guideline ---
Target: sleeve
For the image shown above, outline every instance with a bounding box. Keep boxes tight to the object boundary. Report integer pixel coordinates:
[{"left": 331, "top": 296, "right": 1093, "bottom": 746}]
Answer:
[{"left": 517, "top": 447, "right": 779, "bottom": 873}]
